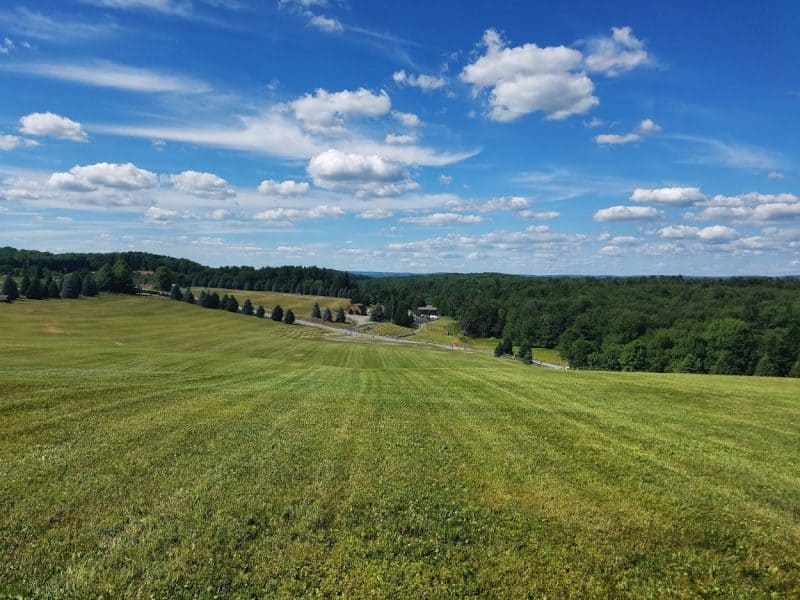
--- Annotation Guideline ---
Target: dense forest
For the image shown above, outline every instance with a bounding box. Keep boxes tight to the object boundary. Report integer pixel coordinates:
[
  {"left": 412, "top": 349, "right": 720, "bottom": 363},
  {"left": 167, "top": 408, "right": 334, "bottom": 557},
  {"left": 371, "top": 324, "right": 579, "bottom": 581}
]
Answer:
[{"left": 359, "top": 274, "right": 800, "bottom": 377}]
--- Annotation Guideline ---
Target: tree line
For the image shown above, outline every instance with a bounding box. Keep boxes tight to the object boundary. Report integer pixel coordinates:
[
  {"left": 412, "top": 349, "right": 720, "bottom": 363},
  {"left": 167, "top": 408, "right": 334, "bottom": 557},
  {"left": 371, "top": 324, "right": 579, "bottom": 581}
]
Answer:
[
  {"left": 358, "top": 274, "right": 800, "bottom": 377},
  {"left": 167, "top": 285, "right": 296, "bottom": 324}
]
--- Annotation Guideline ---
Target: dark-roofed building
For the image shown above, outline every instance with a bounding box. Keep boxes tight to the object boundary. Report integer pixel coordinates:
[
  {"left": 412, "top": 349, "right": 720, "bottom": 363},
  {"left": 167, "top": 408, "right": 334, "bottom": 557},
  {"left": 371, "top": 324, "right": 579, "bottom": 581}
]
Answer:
[
  {"left": 418, "top": 305, "right": 439, "bottom": 320},
  {"left": 348, "top": 303, "right": 367, "bottom": 316}
]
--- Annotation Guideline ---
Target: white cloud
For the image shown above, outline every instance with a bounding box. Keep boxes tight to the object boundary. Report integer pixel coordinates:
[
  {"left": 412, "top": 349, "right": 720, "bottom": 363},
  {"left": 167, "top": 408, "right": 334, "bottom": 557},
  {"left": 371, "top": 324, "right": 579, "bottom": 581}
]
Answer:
[
  {"left": 768, "top": 171, "right": 786, "bottom": 180},
  {"left": 358, "top": 208, "right": 394, "bottom": 219},
  {"left": 308, "top": 14, "right": 343, "bottom": 33},
  {"left": 169, "top": 170, "right": 234, "bottom": 198},
  {"left": 659, "top": 224, "right": 738, "bottom": 242},
  {"left": 307, "top": 148, "right": 408, "bottom": 192},
  {"left": 384, "top": 133, "right": 417, "bottom": 145},
  {"left": 593, "top": 205, "right": 663, "bottom": 221},
  {"left": 636, "top": 118, "right": 661, "bottom": 134},
  {"left": 391, "top": 110, "right": 422, "bottom": 127},
  {"left": 0, "top": 37, "right": 13, "bottom": 54},
  {"left": 0, "top": 135, "right": 38, "bottom": 151},
  {"left": 81, "top": 0, "right": 192, "bottom": 16},
  {"left": 439, "top": 174, "right": 452, "bottom": 185},
  {"left": 290, "top": 87, "right": 391, "bottom": 133},
  {"left": 631, "top": 186, "right": 705, "bottom": 206},
  {"left": 393, "top": 69, "right": 446, "bottom": 90},
  {"left": 584, "top": 117, "right": 605, "bottom": 128},
  {"left": 48, "top": 162, "right": 158, "bottom": 191},
  {"left": 686, "top": 192, "right": 800, "bottom": 223},
  {"left": 594, "top": 133, "right": 640, "bottom": 145},
  {"left": 257, "top": 179, "right": 310, "bottom": 195},
  {"left": 19, "top": 112, "right": 87, "bottom": 141},
  {"left": 519, "top": 210, "right": 559, "bottom": 220},
  {"left": 8, "top": 60, "right": 210, "bottom": 94},
  {"left": 253, "top": 205, "right": 344, "bottom": 222},
  {"left": 143, "top": 206, "right": 179, "bottom": 223},
  {"left": 482, "top": 196, "right": 529, "bottom": 211},
  {"left": 460, "top": 28, "right": 598, "bottom": 121},
  {"left": 667, "top": 134, "right": 783, "bottom": 170},
  {"left": 401, "top": 212, "right": 483, "bottom": 226},
  {"left": 0, "top": 7, "right": 118, "bottom": 42},
  {"left": 584, "top": 26, "right": 649, "bottom": 76}
]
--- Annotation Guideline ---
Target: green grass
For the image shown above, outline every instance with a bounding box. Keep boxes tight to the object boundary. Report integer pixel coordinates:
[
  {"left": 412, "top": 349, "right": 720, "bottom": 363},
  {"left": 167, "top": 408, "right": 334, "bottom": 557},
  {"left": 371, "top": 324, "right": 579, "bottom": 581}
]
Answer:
[
  {"left": 363, "top": 322, "right": 416, "bottom": 337},
  {"left": 1, "top": 296, "right": 799, "bottom": 597}
]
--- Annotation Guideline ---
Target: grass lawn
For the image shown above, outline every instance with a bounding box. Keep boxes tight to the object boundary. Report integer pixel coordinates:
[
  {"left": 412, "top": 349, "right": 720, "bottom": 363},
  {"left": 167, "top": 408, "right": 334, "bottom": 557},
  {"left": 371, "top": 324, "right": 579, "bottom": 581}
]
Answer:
[{"left": 1, "top": 295, "right": 799, "bottom": 597}]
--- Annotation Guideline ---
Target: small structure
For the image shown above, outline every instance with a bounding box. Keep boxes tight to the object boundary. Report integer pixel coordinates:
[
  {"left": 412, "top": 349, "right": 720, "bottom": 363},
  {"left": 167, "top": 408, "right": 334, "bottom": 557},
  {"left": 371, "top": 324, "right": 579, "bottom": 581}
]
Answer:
[
  {"left": 348, "top": 303, "right": 367, "bottom": 316},
  {"left": 418, "top": 305, "right": 439, "bottom": 320},
  {"left": 0, "top": 294, "right": 8, "bottom": 303}
]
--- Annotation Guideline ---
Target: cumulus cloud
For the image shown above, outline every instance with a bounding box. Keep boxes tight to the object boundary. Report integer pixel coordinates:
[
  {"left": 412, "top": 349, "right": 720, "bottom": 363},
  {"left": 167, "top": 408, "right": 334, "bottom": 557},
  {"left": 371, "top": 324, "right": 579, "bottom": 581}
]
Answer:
[
  {"left": 358, "top": 208, "right": 394, "bottom": 219},
  {"left": 308, "top": 14, "right": 343, "bottom": 33},
  {"left": 19, "top": 112, "right": 87, "bottom": 141},
  {"left": 631, "top": 186, "right": 705, "bottom": 206},
  {"left": 594, "top": 133, "right": 640, "bottom": 145},
  {"left": 307, "top": 148, "right": 416, "bottom": 196},
  {"left": 257, "top": 179, "right": 310, "bottom": 195},
  {"left": 391, "top": 110, "right": 422, "bottom": 127},
  {"left": 143, "top": 206, "right": 179, "bottom": 223},
  {"left": 594, "top": 118, "right": 660, "bottom": 146},
  {"left": 461, "top": 28, "right": 598, "bottom": 121},
  {"left": 685, "top": 192, "right": 800, "bottom": 222},
  {"left": 400, "top": 212, "right": 483, "bottom": 226},
  {"left": 660, "top": 224, "right": 738, "bottom": 242},
  {"left": 48, "top": 162, "right": 157, "bottom": 191},
  {"left": 393, "top": 69, "right": 446, "bottom": 91},
  {"left": 584, "top": 26, "right": 649, "bottom": 76},
  {"left": 384, "top": 133, "right": 417, "bottom": 145},
  {"left": 519, "top": 210, "right": 560, "bottom": 220},
  {"left": 593, "top": 205, "right": 663, "bottom": 221},
  {"left": 0, "top": 134, "right": 38, "bottom": 151},
  {"left": 290, "top": 88, "right": 390, "bottom": 133},
  {"left": 482, "top": 196, "right": 529, "bottom": 211},
  {"left": 169, "top": 170, "right": 234, "bottom": 198},
  {"left": 253, "top": 205, "right": 344, "bottom": 222}
]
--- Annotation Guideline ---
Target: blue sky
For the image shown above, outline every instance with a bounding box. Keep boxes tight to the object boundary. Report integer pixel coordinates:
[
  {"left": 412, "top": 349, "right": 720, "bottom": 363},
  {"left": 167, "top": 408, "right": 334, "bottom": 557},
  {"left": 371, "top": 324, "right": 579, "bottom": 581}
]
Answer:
[{"left": 1, "top": 0, "right": 798, "bottom": 275}]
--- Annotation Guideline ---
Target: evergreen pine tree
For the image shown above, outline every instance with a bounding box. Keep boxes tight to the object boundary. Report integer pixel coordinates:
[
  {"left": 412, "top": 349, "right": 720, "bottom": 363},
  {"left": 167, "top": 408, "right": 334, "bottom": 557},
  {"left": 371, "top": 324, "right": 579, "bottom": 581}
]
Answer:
[
  {"left": 207, "top": 292, "right": 221, "bottom": 309},
  {"left": 322, "top": 307, "right": 332, "bottom": 322},
  {"left": 184, "top": 288, "right": 195, "bottom": 304},
  {"left": 370, "top": 304, "right": 385, "bottom": 322},
  {"left": 256, "top": 305, "right": 265, "bottom": 318},
  {"left": 335, "top": 307, "right": 346, "bottom": 323},
  {"left": 47, "top": 278, "right": 60, "bottom": 299},
  {"left": 517, "top": 340, "right": 533, "bottom": 363},
  {"left": 284, "top": 308, "right": 295, "bottom": 324},
  {"left": 169, "top": 284, "right": 183, "bottom": 301},
  {"left": 311, "top": 302, "right": 322, "bottom": 319},
  {"left": 197, "top": 290, "right": 208, "bottom": 307},
  {"left": 26, "top": 278, "right": 43, "bottom": 300},
  {"left": 2, "top": 275, "right": 19, "bottom": 301},
  {"left": 494, "top": 337, "right": 513, "bottom": 357},
  {"left": 225, "top": 295, "right": 239, "bottom": 312},
  {"left": 61, "top": 273, "right": 82, "bottom": 299},
  {"left": 271, "top": 304, "right": 284, "bottom": 322},
  {"left": 82, "top": 274, "right": 99, "bottom": 297},
  {"left": 20, "top": 272, "right": 31, "bottom": 297},
  {"left": 242, "top": 298, "right": 254, "bottom": 316}
]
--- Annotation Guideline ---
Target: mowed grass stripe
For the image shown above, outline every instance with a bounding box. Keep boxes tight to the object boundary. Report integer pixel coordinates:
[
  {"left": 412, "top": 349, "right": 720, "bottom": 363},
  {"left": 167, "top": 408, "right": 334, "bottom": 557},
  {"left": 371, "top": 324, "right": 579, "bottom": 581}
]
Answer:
[{"left": 1, "top": 296, "right": 799, "bottom": 597}]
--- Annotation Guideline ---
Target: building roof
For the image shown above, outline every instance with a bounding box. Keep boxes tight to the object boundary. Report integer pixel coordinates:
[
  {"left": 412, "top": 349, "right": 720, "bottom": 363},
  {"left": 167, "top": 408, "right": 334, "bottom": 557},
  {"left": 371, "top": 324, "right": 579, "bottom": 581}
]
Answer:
[{"left": 418, "top": 305, "right": 438, "bottom": 311}]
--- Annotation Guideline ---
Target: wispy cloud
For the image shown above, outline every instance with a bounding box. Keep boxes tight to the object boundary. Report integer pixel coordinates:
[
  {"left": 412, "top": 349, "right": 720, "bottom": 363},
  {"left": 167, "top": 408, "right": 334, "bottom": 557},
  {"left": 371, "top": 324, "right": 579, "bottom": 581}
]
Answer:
[
  {"left": 666, "top": 134, "right": 784, "bottom": 171},
  {"left": 0, "top": 7, "right": 119, "bottom": 42},
  {"left": 3, "top": 60, "right": 211, "bottom": 94}
]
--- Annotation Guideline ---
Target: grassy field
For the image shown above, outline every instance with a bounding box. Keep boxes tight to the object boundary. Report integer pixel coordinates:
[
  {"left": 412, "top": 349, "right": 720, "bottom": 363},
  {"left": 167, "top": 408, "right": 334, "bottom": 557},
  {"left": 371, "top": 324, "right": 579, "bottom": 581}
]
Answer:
[
  {"left": 205, "top": 288, "right": 350, "bottom": 319},
  {"left": 1, "top": 295, "right": 799, "bottom": 597}
]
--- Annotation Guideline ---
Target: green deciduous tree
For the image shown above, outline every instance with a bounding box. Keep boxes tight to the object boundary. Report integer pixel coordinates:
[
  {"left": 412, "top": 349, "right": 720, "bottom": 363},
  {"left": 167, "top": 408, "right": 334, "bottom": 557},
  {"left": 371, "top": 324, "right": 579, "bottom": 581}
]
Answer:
[
  {"left": 153, "top": 266, "right": 174, "bottom": 292},
  {"left": 493, "top": 337, "right": 513, "bottom": 357}
]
